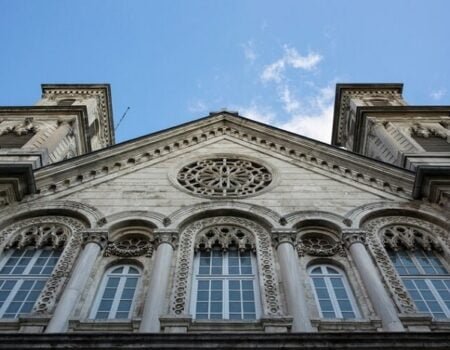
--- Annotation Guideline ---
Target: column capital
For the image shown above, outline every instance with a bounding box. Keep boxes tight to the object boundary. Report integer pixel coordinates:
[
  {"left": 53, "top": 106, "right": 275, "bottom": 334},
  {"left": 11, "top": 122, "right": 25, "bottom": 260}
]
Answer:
[
  {"left": 153, "top": 229, "right": 179, "bottom": 249},
  {"left": 82, "top": 230, "right": 108, "bottom": 249},
  {"left": 342, "top": 229, "right": 367, "bottom": 248},
  {"left": 271, "top": 228, "right": 297, "bottom": 248}
]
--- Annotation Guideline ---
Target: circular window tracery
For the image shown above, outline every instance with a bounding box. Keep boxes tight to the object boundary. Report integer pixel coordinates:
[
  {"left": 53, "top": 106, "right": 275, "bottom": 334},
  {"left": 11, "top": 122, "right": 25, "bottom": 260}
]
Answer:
[{"left": 176, "top": 157, "right": 272, "bottom": 198}]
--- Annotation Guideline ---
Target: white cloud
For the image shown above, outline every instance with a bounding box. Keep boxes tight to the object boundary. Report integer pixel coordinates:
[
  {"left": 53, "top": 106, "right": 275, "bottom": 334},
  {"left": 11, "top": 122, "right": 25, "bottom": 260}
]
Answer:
[
  {"left": 242, "top": 41, "right": 257, "bottom": 63},
  {"left": 234, "top": 103, "right": 275, "bottom": 125},
  {"left": 261, "top": 46, "right": 322, "bottom": 83},
  {"left": 430, "top": 89, "right": 446, "bottom": 101},
  {"left": 279, "top": 85, "right": 334, "bottom": 143},
  {"left": 188, "top": 100, "right": 208, "bottom": 113}
]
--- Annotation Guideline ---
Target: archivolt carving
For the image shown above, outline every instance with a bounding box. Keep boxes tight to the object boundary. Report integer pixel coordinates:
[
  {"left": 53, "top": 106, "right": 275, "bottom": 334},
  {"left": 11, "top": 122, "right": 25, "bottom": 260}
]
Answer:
[
  {"left": 170, "top": 216, "right": 281, "bottom": 317},
  {"left": 0, "top": 216, "right": 86, "bottom": 315},
  {"left": 363, "top": 216, "right": 449, "bottom": 314},
  {"left": 4, "top": 224, "right": 70, "bottom": 250},
  {"left": 380, "top": 225, "right": 442, "bottom": 251},
  {"left": 105, "top": 235, "right": 154, "bottom": 257},
  {"left": 194, "top": 225, "right": 256, "bottom": 252}
]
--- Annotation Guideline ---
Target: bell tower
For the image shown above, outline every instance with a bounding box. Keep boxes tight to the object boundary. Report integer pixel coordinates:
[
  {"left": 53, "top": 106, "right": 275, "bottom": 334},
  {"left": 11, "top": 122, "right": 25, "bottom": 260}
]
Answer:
[
  {"left": 332, "top": 83, "right": 450, "bottom": 208},
  {"left": 0, "top": 83, "right": 115, "bottom": 206}
]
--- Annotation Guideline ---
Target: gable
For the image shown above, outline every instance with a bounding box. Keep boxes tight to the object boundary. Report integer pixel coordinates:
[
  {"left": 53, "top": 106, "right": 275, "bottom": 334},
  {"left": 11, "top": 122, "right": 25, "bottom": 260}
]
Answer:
[
  {"left": 27, "top": 137, "right": 407, "bottom": 218},
  {"left": 29, "top": 113, "right": 415, "bottom": 207}
]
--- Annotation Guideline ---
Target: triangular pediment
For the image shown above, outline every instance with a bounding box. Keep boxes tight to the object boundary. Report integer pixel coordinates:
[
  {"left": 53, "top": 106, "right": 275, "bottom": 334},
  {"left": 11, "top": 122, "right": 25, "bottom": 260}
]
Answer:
[{"left": 30, "top": 112, "right": 415, "bottom": 202}]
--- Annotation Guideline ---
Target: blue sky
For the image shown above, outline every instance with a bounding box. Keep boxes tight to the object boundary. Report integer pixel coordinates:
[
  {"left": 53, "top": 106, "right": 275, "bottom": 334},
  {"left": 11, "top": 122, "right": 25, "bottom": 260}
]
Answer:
[{"left": 0, "top": 0, "right": 449, "bottom": 143}]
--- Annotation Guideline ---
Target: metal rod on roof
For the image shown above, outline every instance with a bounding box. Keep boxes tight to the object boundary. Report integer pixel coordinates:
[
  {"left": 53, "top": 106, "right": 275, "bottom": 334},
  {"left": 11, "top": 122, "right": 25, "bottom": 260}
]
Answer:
[{"left": 115, "top": 106, "right": 130, "bottom": 131}]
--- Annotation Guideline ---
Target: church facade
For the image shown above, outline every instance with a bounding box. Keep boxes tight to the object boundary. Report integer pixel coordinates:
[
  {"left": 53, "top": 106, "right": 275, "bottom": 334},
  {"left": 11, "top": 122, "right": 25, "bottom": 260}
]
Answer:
[{"left": 0, "top": 83, "right": 448, "bottom": 348}]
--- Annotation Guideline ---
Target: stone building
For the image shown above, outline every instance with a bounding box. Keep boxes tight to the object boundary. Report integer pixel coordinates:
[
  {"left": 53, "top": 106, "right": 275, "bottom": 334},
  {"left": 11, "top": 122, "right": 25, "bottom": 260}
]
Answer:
[{"left": 0, "top": 83, "right": 448, "bottom": 348}]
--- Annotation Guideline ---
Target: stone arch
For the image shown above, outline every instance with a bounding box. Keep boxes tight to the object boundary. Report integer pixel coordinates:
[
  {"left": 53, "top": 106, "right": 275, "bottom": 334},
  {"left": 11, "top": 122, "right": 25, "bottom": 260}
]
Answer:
[
  {"left": 362, "top": 214, "right": 449, "bottom": 314},
  {"left": 284, "top": 211, "right": 348, "bottom": 231},
  {"left": 345, "top": 201, "right": 450, "bottom": 230},
  {"left": 102, "top": 210, "right": 165, "bottom": 230},
  {"left": 166, "top": 201, "right": 282, "bottom": 230},
  {"left": 0, "top": 200, "right": 103, "bottom": 230},
  {"left": 169, "top": 216, "right": 282, "bottom": 318},
  {"left": 0, "top": 215, "right": 87, "bottom": 315}
]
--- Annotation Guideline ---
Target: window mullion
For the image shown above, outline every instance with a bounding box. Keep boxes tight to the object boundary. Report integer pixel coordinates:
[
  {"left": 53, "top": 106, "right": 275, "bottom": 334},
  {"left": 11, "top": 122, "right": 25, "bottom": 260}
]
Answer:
[
  {"left": 425, "top": 279, "right": 449, "bottom": 317},
  {"left": 325, "top": 276, "right": 342, "bottom": 318},
  {"left": 0, "top": 278, "right": 23, "bottom": 317},
  {"left": 223, "top": 252, "right": 229, "bottom": 319},
  {"left": 110, "top": 275, "right": 127, "bottom": 319}
]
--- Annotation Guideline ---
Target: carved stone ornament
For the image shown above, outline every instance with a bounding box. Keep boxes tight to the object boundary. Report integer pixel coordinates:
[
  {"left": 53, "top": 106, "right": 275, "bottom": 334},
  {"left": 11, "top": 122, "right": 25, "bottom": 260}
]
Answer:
[
  {"left": 363, "top": 216, "right": 449, "bottom": 314},
  {"left": 104, "top": 234, "right": 154, "bottom": 257},
  {"left": 0, "top": 216, "right": 86, "bottom": 315},
  {"left": 82, "top": 230, "right": 108, "bottom": 249},
  {"left": 0, "top": 118, "right": 38, "bottom": 136},
  {"left": 380, "top": 225, "right": 442, "bottom": 252},
  {"left": 411, "top": 123, "right": 449, "bottom": 140},
  {"left": 296, "top": 233, "right": 345, "bottom": 257},
  {"left": 4, "top": 223, "right": 69, "bottom": 250},
  {"left": 177, "top": 158, "right": 272, "bottom": 198},
  {"left": 342, "top": 230, "right": 366, "bottom": 248},
  {"left": 170, "top": 217, "right": 282, "bottom": 317},
  {"left": 194, "top": 225, "right": 256, "bottom": 252}
]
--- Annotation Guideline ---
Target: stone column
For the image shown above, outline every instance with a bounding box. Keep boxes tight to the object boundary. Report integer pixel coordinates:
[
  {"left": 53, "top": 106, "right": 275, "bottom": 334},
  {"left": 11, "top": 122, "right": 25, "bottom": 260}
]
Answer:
[
  {"left": 45, "top": 230, "right": 108, "bottom": 333},
  {"left": 273, "top": 229, "right": 313, "bottom": 332},
  {"left": 139, "top": 229, "right": 178, "bottom": 333},
  {"left": 343, "top": 230, "right": 404, "bottom": 332}
]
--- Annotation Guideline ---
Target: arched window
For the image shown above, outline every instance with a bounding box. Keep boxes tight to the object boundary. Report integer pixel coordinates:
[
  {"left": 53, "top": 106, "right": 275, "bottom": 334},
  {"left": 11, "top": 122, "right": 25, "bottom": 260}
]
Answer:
[
  {"left": 0, "top": 248, "right": 61, "bottom": 318},
  {"left": 309, "top": 265, "right": 360, "bottom": 319},
  {"left": 191, "top": 246, "right": 260, "bottom": 320},
  {"left": 90, "top": 265, "right": 140, "bottom": 320},
  {"left": 388, "top": 249, "right": 450, "bottom": 319}
]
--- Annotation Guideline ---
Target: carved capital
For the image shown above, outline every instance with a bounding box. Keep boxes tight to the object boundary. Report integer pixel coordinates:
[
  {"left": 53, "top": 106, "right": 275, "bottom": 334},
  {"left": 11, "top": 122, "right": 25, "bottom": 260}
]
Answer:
[
  {"left": 342, "top": 230, "right": 366, "bottom": 248},
  {"left": 271, "top": 229, "right": 296, "bottom": 248},
  {"left": 154, "top": 229, "right": 178, "bottom": 249},
  {"left": 82, "top": 230, "right": 108, "bottom": 249}
]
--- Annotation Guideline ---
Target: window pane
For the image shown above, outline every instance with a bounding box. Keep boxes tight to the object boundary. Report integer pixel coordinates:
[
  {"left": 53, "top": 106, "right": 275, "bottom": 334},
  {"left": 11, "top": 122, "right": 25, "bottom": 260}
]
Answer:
[{"left": 92, "top": 265, "right": 140, "bottom": 320}]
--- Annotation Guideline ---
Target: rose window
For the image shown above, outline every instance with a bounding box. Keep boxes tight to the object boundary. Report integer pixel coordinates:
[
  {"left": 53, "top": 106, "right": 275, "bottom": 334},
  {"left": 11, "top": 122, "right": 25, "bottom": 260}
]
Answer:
[{"left": 177, "top": 158, "right": 272, "bottom": 198}]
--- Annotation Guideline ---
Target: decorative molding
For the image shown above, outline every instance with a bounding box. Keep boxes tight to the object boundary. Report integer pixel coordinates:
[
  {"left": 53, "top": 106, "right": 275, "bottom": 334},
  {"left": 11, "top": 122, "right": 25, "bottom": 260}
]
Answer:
[
  {"left": 176, "top": 157, "right": 272, "bottom": 198},
  {"left": 271, "top": 229, "right": 296, "bottom": 249},
  {"left": 33, "top": 119, "right": 412, "bottom": 200},
  {"left": 82, "top": 230, "right": 108, "bottom": 249},
  {"left": 170, "top": 216, "right": 282, "bottom": 317},
  {"left": 154, "top": 229, "right": 178, "bottom": 249},
  {"left": 411, "top": 122, "right": 449, "bottom": 140},
  {"left": 297, "top": 234, "right": 345, "bottom": 257},
  {"left": 380, "top": 224, "right": 442, "bottom": 251},
  {"left": 0, "top": 118, "right": 38, "bottom": 136},
  {"left": 104, "top": 234, "right": 154, "bottom": 257},
  {"left": 363, "top": 216, "right": 449, "bottom": 314},
  {"left": 342, "top": 230, "right": 366, "bottom": 248},
  {"left": 4, "top": 223, "right": 70, "bottom": 250},
  {"left": 42, "top": 87, "right": 112, "bottom": 146},
  {"left": 195, "top": 225, "right": 256, "bottom": 252},
  {"left": 336, "top": 89, "right": 402, "bottom": 145}
]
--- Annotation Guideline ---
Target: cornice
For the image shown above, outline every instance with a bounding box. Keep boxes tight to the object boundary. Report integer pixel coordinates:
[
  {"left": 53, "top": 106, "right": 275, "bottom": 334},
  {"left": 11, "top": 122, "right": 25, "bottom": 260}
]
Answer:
[
  {"left": 28, "top": 114, "right": 415, "bottom": 201},
  {"left": 353, "top": 106, "right": 450, "bottom": 154},
  {"left": 332, "top": 83, "right": 404, "bottom": 146},
  {"left": 41, "top": 84, "right": 115, "bottom": 147}
]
